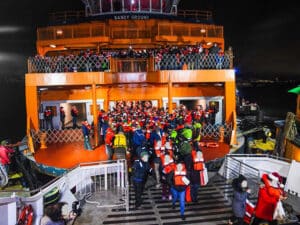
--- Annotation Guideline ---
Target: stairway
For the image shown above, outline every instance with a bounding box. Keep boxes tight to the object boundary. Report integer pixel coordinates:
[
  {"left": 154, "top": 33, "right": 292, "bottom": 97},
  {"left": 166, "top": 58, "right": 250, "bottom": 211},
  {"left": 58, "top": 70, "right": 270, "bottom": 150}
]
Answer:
[{"left": 75, "top": 173, "right": 235, "bottom": 225}]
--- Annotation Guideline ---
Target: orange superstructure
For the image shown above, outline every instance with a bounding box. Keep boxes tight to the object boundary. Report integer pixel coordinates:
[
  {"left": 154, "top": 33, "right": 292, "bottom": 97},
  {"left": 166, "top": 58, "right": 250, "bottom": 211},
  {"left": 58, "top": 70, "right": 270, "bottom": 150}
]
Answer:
[{"left": 25, "top": 1, "right": 237, "bottom": 159}]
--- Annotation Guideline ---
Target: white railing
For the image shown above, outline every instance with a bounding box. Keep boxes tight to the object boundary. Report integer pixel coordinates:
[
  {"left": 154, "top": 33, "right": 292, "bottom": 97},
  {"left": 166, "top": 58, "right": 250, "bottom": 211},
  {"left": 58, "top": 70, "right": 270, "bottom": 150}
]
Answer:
[
  {"left": 0, "top": 160, "right": 129, "bottom": 225},
  {"left": 221, "top": 154, "right": 292, "bottom": 198}
]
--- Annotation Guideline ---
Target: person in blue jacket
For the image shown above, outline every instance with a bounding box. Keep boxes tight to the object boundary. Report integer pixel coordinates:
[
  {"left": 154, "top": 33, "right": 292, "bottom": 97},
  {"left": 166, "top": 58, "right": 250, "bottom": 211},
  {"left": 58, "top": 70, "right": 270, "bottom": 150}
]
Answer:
[
  {"left": 229, "top": 174, "right": 251, "bottom": 225},
  {"left": 132, "top": 151, "right": 153, "bottom": 209}
]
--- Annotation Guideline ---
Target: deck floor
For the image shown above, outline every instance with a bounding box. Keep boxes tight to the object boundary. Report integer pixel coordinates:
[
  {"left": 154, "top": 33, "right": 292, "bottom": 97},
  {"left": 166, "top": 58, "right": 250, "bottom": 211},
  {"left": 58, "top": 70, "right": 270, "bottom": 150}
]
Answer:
[{"left": 33, "top": 142, "right": 230, "bottom": 169}]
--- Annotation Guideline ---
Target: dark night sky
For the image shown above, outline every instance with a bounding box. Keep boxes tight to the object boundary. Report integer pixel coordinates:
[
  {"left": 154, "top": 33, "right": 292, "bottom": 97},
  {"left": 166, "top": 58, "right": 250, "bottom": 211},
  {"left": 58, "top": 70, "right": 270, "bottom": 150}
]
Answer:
[{"left": 0, "top": 0, "right": 299, "bottom": 80}]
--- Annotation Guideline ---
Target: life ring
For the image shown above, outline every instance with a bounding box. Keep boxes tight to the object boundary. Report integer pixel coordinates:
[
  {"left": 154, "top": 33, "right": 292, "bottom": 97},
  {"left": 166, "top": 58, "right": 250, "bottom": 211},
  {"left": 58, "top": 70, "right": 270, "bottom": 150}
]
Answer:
[
  {"left": 199, "top": 142, "right": 206, "bottom": 147},
  {"left": 206, "top": 142, "right": 219, "bottom": 148}
]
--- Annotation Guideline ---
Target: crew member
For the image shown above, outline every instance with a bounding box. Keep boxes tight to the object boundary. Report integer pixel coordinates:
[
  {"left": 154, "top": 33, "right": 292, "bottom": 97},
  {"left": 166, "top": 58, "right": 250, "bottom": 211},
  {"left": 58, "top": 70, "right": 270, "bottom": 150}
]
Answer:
[{"left": 132, "top": 151, "right": 153, "bottom": 210}]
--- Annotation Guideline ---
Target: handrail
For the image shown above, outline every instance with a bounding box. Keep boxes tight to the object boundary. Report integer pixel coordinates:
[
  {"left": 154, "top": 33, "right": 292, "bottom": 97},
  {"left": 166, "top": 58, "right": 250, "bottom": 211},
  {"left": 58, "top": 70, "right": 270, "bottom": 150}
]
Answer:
[
  {"left": 47, "top": 9, "right": 213, "bottom": 24},
  {"left": 228, "top": 153, "right": 292, "bottom": 163},
  {"left": 0, "top": 159, "right": 126, "bottom": 195},
  {"left": 26, "top": 116, "right": 35, "bottom": 153}
]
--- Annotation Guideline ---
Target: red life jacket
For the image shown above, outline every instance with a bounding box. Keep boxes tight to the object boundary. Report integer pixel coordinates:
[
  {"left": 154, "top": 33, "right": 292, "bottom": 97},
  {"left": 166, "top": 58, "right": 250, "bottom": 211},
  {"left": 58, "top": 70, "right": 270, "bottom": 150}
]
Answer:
[
  {"left": 192, "top": 151, "right": 204, "bottom": 171},
  {"left": 174, "top": 168, "right": 187, "bottom": 186},
  {"left": 17, "top": 204, "right": 33, "bottom": 225}
]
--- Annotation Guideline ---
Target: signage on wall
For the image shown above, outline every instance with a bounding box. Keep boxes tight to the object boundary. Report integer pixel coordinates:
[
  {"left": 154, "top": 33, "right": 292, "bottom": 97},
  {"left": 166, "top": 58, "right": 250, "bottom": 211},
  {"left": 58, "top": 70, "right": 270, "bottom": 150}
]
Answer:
[{"left": 113, "top": 14, "right": 150, "bottom": 20}]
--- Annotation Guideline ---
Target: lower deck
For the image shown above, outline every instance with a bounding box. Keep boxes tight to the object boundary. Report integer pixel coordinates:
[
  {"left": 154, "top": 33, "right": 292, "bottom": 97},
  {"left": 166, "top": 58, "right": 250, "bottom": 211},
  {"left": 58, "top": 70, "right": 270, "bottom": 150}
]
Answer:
[{"left": 33, "top": 142, "right": 230, "bottom": 169}]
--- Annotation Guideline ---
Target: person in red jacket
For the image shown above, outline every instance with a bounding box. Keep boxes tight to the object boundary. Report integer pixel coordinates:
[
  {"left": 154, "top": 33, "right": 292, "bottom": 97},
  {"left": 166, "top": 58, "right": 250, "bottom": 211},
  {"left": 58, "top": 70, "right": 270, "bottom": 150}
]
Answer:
[
  {"left": 252, "top": 173, "right": 286, "bottom": 225},
  {"left": 0, "top": 143, "right": 15, "bottom": 173}
]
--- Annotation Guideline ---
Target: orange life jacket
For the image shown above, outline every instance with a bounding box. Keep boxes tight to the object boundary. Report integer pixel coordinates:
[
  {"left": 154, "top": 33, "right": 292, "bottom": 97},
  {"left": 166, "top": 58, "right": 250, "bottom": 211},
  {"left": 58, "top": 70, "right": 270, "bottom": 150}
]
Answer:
[
  {"left": 155, "top": 147, "right": 164, "bottom": 158},
  {"left": 161, "top": 155, "right": 175, "bottom": 174},
  {"left": 174, "top": 168, "right": 187, "bottom": 186},
  {"left": 192, "top": 151, "right": 204, "bottom": 171}
]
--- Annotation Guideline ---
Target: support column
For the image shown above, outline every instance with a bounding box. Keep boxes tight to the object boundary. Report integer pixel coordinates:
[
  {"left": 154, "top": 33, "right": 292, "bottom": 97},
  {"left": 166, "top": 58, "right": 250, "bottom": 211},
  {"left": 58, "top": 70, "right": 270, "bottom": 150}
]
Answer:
[
  {"left": 168, "top": 73, "right": 173, "bottom": 114},
  {"left": 104, "top": 87, "right": 109, "bottom": 112},
  {"left": 225, "top": 81, "right": 237, "bottom": 146},
  {"left": 26, "top": 85, "right": 39, "bottom": 130},
  {"left": 92, "top": 83, "right": 99, "bottom": 146},
  {"left": 150, "top": 0, "right": 152, "bottom": 12},
  {"left": 158, "top": 98, "right": 163, "bottom": 109},
  {"left": 224, "top": 81, "right": 236, "bottom": 123}
]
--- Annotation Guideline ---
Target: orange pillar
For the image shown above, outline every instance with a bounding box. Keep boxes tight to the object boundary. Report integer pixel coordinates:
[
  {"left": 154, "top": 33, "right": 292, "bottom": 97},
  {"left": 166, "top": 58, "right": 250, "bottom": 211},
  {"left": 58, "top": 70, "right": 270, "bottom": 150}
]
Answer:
[
  {"left": 224, "top": 81, "right": 236, "bottom": 123},
  {"left": 168, "top": 73, "right": 173, "bottom": 114},
  {"left": 25, "top": 84, "right": 39, "bottom": 130},
  {"left": 92, "top": 83, "right": 99, "bottom": 146},
  {"left": 104, "top": 87, "right": 109, "bottom": 112}
]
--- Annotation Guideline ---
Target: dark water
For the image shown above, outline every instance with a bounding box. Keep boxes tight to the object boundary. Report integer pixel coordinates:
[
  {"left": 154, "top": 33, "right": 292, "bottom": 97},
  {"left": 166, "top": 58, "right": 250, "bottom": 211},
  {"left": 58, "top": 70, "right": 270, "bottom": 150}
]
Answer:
[
  {"left": 0, "top": 80, "right": 297, "bottom": 142},
  {"left": 237, "top": 83, "right": 297, "bottom": 119}
]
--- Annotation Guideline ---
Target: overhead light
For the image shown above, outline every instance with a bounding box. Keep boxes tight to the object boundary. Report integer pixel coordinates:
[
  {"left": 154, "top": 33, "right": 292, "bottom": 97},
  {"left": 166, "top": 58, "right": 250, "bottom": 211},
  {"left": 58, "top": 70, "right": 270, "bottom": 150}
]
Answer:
[
  {"left": 131, "top": 0, "right": 135, "bottom": 4},
  {"left": 49, "top": 44, "right": 56, "bottom": 48},
  {"left": 56, "top": 29, "right": 63, "bottom": 35},
  {"left": 200, "top": 28, "right": 206, "bottom": 33},
  {"left": 206, "top": 42, "right": 212, "bottom": 46}
]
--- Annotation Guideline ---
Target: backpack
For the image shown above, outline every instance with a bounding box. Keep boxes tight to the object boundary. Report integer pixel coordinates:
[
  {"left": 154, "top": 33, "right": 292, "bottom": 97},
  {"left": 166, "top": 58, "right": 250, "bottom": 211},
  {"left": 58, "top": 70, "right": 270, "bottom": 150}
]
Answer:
[{"left": 114, "top": 133, "right": 127, "bottom": 148}]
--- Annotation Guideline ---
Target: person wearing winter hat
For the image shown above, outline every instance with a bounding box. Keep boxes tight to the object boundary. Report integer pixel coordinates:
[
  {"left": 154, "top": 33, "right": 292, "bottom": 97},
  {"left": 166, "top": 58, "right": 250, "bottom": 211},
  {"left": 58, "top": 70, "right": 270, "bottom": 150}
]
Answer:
[
  {"left": 252, "top": 173, "right": 286, "bottom": 225},
  {"left": 229, "top": 174, "right": 251, "bottom": 225},
  {"left": 131, "top": 151, "right": 153, "bottom": 210}
]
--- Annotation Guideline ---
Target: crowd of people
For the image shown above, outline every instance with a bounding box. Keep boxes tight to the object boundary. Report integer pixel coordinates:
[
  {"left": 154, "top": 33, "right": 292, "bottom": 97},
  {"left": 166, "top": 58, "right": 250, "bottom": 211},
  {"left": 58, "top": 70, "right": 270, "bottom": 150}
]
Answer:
[{"left": 31, "top": 43, "right": 232, "bottom": 73}]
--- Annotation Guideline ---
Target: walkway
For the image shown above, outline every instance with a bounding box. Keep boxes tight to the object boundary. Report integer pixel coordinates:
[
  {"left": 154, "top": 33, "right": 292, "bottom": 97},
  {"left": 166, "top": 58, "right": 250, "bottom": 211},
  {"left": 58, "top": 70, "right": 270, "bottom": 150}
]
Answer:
[{"left": 74, "top": 173, "right": 235, "bottom": 225}]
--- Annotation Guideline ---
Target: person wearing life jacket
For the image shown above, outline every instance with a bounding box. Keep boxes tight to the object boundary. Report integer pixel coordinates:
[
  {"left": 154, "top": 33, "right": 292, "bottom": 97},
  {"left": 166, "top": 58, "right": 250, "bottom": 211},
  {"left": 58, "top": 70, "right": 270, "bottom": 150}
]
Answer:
[
  {"left": 192, "top": 120, "right": 202, "bottom": 152},
  {"left": 105, "top": 126, "right": 115, "bottom": 160},
  {"left": 167, "top": 162, "right": 190, "bottom": 220},
  {"left": 160, "top": 152, "right": 175, "bottom": 200},
  {"left": 113, "top": 127, "right": 127, "bottom": 160},
  {"left": 132, "top": 151, "right": 153, "bottom": 210},
  {"left": 153, "top": 140, "right": 163, "bottom": 188},
  {"left": 81, "top": 119, "right": 93, "bottom": 150},
  {"left": 190, "top": 150, "right": 205, "bottom": 203}
]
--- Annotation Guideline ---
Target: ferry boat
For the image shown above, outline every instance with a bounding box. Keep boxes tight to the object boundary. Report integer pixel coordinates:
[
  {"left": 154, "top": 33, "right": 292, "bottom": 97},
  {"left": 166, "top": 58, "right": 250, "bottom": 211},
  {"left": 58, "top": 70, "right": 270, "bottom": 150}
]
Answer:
[
  {"left": 24, "top": 0, "right": 237, "bottom": 177},
  {"left": 1, "top": 1, "right": 300, "bottom": 225}
]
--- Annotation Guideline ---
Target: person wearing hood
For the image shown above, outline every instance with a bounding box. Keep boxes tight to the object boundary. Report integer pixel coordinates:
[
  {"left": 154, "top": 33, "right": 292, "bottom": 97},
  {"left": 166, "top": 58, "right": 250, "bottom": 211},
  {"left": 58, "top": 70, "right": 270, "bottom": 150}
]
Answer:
[
  {"left": 132, "top": 151, "right": 153, "bottom": 210},
  {"left": 229, "top": 174, "right": 250, "bottom": 225},
  {"left": 252, "top": 172, "right": 287, "bottom": 225}
]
